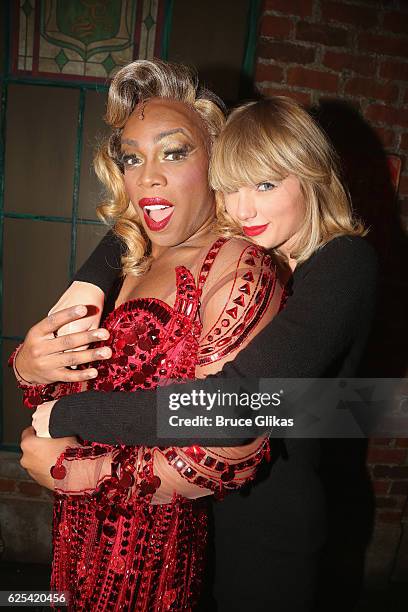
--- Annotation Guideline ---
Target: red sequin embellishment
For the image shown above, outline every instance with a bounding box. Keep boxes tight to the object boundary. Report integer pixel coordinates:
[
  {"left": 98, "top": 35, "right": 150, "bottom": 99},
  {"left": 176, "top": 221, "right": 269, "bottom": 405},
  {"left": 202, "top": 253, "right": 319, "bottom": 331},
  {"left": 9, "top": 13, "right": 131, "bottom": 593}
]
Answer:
[
  {"left": 16, "top": 238, "right": 273, "bottom": 611},
  {"left": 50, "top": 465, "right": 66, "bottom": 480},
  {"left": 226, "top": 306, "right": 238, "bottom": 319}
]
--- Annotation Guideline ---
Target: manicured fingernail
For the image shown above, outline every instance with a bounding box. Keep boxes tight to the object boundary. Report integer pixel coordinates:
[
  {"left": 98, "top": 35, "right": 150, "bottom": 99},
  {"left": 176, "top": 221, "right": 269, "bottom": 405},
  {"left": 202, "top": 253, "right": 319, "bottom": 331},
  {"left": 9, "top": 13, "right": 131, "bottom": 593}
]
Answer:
[
  {"left": 96, "top": 348, "right": 111, "bottom": 358},
  {"left": 87, "top": 369, "right": 98, "bottom": 378},
  {"left": 74, "top": 305, "right": 87, "bottom": 316},
  {"left": 93, "top": 330, "right": 109, "bottom": 340}
]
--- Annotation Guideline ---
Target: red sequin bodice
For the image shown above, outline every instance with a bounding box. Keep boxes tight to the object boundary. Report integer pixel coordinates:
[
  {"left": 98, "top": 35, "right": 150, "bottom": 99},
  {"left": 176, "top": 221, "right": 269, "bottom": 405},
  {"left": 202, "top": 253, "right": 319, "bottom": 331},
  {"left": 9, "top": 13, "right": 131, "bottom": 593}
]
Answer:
[
  {"left": 15, "top": 238, "right": 280, "bottom": 611},
  {"left": 51, "top": 263, "right": 208, "bottom": 611}
]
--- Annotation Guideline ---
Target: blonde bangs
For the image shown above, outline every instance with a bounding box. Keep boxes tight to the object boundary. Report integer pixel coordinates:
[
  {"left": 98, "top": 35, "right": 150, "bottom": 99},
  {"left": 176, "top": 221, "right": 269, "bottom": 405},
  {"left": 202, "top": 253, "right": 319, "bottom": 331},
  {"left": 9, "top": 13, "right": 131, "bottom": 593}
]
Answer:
[
  {"left": 212, "top": 97, "right": 366, "bottom": 260},
  {"left": 210, "top": 107, "right": 286, "bottom": 193}
]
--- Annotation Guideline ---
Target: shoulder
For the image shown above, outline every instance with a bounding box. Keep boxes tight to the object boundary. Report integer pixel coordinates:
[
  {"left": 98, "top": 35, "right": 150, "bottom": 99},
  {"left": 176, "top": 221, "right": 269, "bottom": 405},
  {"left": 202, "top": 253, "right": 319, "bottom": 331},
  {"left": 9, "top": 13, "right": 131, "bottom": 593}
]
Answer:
[
  {"left": 314, "top": 235, "right": 377, "bottom": 268},
  {"left": 210, "top": 237, "right": 271, "bottom": 275},
  {"left": 301, "top": 236, "right": 378, "bottom": 285}
]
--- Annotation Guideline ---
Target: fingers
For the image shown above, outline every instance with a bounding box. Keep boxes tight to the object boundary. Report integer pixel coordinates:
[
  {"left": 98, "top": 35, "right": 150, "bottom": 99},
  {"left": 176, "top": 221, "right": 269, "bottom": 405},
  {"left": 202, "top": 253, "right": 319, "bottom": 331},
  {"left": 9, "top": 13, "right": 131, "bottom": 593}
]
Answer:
[
  {"left": 42, "top": 328, "right": 110, "bottom": 355},
  {"left": 21, "top": 426, "right": 36, "bottom": 441},
  {"left": 52, "top": 345, "right": 112, "bottom": 370},
  {"left": 34, "top": 305, "right": 88, "bottom": 338}
]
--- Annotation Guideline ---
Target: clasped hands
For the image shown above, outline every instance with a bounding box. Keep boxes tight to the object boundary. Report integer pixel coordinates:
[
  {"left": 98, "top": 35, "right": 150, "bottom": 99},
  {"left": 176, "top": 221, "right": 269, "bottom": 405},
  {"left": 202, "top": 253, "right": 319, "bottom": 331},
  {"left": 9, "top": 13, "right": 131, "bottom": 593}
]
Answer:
[{"left": 17, "top": 281, "right": 107, "bottom": 486}]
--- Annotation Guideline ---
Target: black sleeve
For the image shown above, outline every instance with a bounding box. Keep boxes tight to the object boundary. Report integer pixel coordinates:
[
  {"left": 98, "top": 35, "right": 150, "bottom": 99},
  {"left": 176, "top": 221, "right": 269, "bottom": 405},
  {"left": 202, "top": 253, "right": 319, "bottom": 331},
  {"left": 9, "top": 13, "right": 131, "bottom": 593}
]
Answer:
[
  {"left": 73, "top": 230, "right": 123, "bottom": 296},
  {"left": 50, "top": 236, "right": 378, "bottom": 446}
]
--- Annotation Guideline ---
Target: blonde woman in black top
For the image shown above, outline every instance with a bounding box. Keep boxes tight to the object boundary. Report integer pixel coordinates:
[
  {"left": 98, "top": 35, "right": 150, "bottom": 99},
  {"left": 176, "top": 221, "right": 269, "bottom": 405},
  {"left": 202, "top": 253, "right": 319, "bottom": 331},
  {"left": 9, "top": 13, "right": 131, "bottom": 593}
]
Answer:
[{"left": 18, "top": 95, "right": 377, "bottom": 611}]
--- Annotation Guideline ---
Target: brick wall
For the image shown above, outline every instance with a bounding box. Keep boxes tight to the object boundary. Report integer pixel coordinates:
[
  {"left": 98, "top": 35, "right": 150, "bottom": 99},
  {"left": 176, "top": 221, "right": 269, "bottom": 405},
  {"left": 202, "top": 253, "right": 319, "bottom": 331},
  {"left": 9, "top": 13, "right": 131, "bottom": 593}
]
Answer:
[
  {"left": 255, "top": 0, "right": 408, "bottom": 230},
  {"left": 255, "top": 0, "right": 408, "bottom": 583}
]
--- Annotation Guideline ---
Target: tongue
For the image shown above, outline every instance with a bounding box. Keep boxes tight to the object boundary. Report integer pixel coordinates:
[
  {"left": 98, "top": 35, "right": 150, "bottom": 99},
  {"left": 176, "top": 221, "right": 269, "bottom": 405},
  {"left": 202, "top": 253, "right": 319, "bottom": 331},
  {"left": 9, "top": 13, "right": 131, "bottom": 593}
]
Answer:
[{"left": 148, "top": 207, "right": 173, "bottom": 222}]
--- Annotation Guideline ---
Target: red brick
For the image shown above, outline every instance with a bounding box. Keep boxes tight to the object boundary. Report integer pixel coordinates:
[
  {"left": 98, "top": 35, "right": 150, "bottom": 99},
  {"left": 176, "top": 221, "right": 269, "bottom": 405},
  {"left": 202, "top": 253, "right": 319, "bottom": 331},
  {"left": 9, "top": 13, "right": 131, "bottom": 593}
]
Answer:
[
  {"left": 373, "top": 480, "right": 390, "bottom": 495},
  {"left": 257, "top": 39, "right": 316, "bottom": 63},
  {"left": 370, "top": 438, "right": 393, "bottom": 447},
  {"left": 264, "top": 0, "right": 313, "bottom": 18},
  {"left": 287, "top": 66, "right": 339, "bottom": 92},
  {"left": 0, "top": 478, "right": 16, "bottom": 493},
  {"left": 400, "top": 133, "right": 408, "bottom": 150},
  {"left": 18, "top": 481, "right": 42, "bottom": 497},
  {"left": 367, "top": 447, "right": 407, "bottom": 464},
  {"left": 323, "top": 51, "right": 376, "bottom": 76},
  {"left": 390, "top": 480, "right": 408, "bottom": 495},
  {"left": 262, "top": 86, "right": 312, "bottom": 106},
  {"left": 359, "top": 32, "right": 408, "bottom": 58},
  {"left": 373, "top": 465, "right": 408, "bottom": 478},
  {"left": 345, "top": 77, "right": 398, "bottom": 103},
  {"left": 255, "top": 61, "right": 284, "bottom": 83},
  {"left": 375, "top": 496, "right": 399, "bottom": 508},
  {"left": 296, "top": 21, "right": 349, "bottom": 48},
  {"left": 399, "top": 175, "right": 408, "bottom": 197},
  {"left": 322, "top": 2, "right": 378, "bottom": 28},
  {"left": 377, "top": 510, "right": 403, "bottom": 523},
  {"left": 380, "top": 60, "right": 408, "bottom": 82},
  {"left": 365, "top": 104, "right": 408, "bottom": 128},
  {"left": 395, "top": 438, "right": 408, "bottom": 448},
  {"left": 261, "top": 14, "right": 293, "bottom": 38},
  {"left": 373, "top": 127, "right": 396, "bottom": 149},
  {"left": 383, "top": 11, "right": 408, "bottom": 36}
]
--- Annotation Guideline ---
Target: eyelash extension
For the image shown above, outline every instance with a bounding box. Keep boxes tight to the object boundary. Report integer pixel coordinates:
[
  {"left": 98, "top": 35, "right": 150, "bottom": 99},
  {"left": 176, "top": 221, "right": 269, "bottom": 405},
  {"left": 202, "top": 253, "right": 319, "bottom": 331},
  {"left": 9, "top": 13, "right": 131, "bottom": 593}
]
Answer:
[
  {"left": 163, "top": 145, "right": 191, "bottom": 157},
  {"left": 119, "top": 153, "right": 140, "bottom": 166}
]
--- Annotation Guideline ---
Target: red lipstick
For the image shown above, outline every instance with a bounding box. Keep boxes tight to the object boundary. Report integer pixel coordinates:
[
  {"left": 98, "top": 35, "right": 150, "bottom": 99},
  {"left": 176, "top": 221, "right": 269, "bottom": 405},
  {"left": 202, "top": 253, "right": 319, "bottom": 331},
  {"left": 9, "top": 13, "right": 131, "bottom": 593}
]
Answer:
[
  {"left": 242, "top": 223, "right": 269, "bottom": 237},
  {"left": 138, "top": 197, "right": 175, "bottom": 232}
]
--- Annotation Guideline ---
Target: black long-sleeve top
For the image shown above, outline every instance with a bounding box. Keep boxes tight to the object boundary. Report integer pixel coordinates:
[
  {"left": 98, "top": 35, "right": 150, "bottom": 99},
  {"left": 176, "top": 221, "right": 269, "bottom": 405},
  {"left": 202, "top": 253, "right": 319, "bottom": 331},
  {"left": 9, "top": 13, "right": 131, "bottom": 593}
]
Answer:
[
  {"left": 48, "top": 231, "right": 378, "bottom": 606},
  {"left": 49, "top": 232, "right": 378, "bottom": 446}
]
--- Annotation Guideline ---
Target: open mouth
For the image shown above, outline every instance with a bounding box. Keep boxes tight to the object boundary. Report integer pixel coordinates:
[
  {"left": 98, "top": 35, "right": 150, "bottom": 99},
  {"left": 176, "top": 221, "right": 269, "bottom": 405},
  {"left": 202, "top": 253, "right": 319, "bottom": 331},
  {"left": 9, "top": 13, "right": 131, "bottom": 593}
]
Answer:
[{"left": 139, "top": 198, "right": 175, "bottom": 231}]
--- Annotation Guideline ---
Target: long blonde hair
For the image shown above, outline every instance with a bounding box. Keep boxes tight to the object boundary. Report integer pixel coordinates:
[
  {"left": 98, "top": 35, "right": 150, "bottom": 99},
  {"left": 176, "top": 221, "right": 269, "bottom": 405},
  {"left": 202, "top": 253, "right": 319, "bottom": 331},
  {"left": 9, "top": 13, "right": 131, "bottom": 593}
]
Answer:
[
  {"left": 210, "top": 97, "right": 366, "bottom": 263},
  {"left": 95, "top": 60, "right": 226, "bottom": 276}
]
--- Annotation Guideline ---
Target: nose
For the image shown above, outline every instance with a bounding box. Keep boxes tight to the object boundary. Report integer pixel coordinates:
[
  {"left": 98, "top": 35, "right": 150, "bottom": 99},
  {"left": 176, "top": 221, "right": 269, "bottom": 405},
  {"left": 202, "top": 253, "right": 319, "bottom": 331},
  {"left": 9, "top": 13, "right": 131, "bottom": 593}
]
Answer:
[
  {"left": 137, "top": 160, "right": 167, "bottom": 188},
  {"left": 235, "top": 190, "right": 257, "bottom": 221}
]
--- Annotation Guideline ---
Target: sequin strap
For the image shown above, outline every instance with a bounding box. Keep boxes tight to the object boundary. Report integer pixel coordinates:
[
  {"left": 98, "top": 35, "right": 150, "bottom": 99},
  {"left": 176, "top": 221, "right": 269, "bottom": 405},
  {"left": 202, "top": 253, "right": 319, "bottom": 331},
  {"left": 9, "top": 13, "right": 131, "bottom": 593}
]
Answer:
[
  {"left": 196, "top": 237, "right": 229, "bottom": 294},
  {"left": 198, "top": 245, "right": 277, "bottom": 365},
  {"left": 172, "top": 266, "right": 202, "bottom": 322},
  {"left": 163, "top": 438, "right": 271, "bottom": 500}
]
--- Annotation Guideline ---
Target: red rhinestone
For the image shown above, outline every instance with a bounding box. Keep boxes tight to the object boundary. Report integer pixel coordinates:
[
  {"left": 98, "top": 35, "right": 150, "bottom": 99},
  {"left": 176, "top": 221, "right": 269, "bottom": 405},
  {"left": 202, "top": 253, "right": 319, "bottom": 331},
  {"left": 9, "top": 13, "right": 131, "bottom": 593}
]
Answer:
[
  {"left": 119, "top": 472, "right": 134, "bottom": 488},
  {"left": 221, "top": 468, "right": 235, "bottom": 482},
  {"left": 242, "top": 270, "right": 254, "bottom": 282},
  {"left": 184, "top": 446, "right": 205, "bottom": 462},
  {"left": 233, "top": 295, "right": 245, "bottom": 307},
  {"left": 216, "top": 337, "right": 230, "bottom": 347},
  {"left": 111, "top": 555, "right": 126, "bottom": 573},
  {"left": 102, "top": 524, "right": 116, "bottom": 538},
  {"left": 50, "top": 464, "right": 66, "bottom": 480},
  {"left": 239, "top": 283, "right": 251, "bottom": 295},
  {"left": 151, "top": 476, "right": 161, "bottom": 490},
  {"left": 225, "top": 306, "right": 238, "bottom": 319}
]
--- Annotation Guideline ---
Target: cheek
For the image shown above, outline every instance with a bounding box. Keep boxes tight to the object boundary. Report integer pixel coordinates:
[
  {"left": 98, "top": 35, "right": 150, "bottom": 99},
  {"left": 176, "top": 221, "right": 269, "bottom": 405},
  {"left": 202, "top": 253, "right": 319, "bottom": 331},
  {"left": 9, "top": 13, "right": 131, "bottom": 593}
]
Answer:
[
  {"left": 262, "top": 192, "right": 305, "bottom": 229},
  {"left": 123, "top": 173, "right": 137, "bottom": 199},
  {"left": 224, "top": 195, "right": 237, "bottom": 216}
]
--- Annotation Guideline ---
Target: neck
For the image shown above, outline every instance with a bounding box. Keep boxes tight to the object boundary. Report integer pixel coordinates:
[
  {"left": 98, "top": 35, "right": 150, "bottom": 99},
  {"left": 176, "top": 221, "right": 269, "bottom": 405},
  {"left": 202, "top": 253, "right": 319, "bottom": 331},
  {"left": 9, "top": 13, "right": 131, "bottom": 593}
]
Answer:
[{"left": 150, "top": 215, "right": 216, "bottom": 258}]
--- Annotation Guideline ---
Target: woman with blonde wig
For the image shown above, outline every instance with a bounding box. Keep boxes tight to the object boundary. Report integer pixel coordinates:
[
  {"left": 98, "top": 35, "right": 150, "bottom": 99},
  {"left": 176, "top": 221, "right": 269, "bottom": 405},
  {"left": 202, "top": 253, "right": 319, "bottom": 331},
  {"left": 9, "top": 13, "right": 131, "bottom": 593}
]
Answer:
[
  {"left": 13, "top": 60, "right": 285, "bottom": 610},
  {"left": 17, "top": 84, "right": 377, "bottom": 611}
]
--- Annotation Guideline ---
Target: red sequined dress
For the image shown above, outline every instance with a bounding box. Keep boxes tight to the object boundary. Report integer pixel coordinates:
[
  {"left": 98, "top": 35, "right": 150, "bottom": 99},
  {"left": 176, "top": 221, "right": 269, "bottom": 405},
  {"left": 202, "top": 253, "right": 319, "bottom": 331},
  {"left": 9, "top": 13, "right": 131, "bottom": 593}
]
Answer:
[{"left": 15, "top": 238, "right": 282, "bottom": 611}]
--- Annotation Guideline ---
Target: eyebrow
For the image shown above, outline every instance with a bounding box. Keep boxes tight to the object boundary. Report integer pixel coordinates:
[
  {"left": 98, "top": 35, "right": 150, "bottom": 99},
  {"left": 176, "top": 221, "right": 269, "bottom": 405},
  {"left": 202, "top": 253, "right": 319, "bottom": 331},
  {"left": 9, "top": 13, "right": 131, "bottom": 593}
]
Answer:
[
  {"left": 153, "top": 128, "right": 189, "bottom": 143},
  {"left": 121, "top": 128, "right": 190, "bottom": 148}
]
